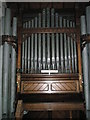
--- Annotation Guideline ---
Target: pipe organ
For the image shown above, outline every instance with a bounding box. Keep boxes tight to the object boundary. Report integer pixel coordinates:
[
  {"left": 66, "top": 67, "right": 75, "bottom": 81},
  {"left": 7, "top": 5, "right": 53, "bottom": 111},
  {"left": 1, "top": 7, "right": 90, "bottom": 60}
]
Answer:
[
  {"left": 15, "top": 7, "right": 86, "bottom": 119},
  {"left": 21, "top": 8, "right": 78, "bottom": 75}
]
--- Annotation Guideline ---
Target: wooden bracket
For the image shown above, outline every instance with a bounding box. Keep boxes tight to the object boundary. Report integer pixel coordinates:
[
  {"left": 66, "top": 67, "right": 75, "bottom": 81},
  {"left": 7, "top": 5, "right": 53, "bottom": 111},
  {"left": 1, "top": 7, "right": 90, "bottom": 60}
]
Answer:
[
  {"left": 2, "top": 35, "right": 17, "bottom": 50},
  {"left": 81, "top": 34, "right": 90, "bottom": 49},
  {"left": 17, "top": 73, "right": 21, "bottom": 92}
]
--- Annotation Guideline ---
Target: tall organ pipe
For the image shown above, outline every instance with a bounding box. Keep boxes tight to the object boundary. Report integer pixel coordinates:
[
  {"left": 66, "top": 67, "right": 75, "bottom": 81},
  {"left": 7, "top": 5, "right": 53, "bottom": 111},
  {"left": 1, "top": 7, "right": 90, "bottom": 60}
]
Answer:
[
  {"left": 22, "top": 35, "right": 25, "bottom": 73},
  {"left": 47, "top": 33, "right": 50, "bottom": 70},
  {"left": 0, "top": 15, "right": 5, "bottom": 119},
  {"left": 28, "top": 37, "right": 30, "bottom": 73},
  {"left": 42, "top": 33, "right": 46, "bottom": 69},
  {"left": 60, "top": 33, "right": 64, "bottom": 73},
  {"left": 86, "top": 6, "right": 90, "bottom": 34},
  {"left": 35, "top": 33, "right": 38, "bottom": 72},
  {"left": 38, "top": 33, "right": 41, "bottom": 72},
  {"left": 38, "top": 13, "right": 41, "bottom": 72},
  {"left": 31, "top": 33, "right": 34, "bottom": 73},
  {"left": 25, "top": 22, "right": 28, "bottom": 73},
  {"left": 47, "top": 8, "right": 50, "bottom": 70},
  {"left": 59, "top": 16, "right": 64, "bottom": 73},
  {"left": 70, "top": 21, "right": 74, "bottom": 73},
  {"left": 81, "top": 15, "right": 90, "bottom": 115},
  {"left": 31, "top": 20, "right": 34, "bottom": 73},
  {"left": 42, "top": 9, "right": 46, "bottom": 69},
  {"left": 86, "top": 6, "right": 90, "bottom": 118},
  {"left": 10, "top": 47, "right": 16, "bottom": 114},
  {"left": 0, "top": 44, "right": 3, "bottom": 119},
  {"left": 10, "top": 17, "right": 17, "bottom": 114},
  {"left": 42, "top": 9, "right": 45, "bottom": 27},
  {"left": 35, "top": 17, "right": 38, "bottom": 72},
  {"left": 55, "top": 13, "right": 59, "bottom": 70},
  {"left": 47, "top": 8, "right": 50, "bottom": 27},
  {"left": 3, "top": 8, "right": 11, "bottom": 116},
  {"left": 51, "top": 33, "right": 55, "bottom": 69},
  {"left": 51, "top": 8, "right": 54, "bottom": 27},
  {"left": 63, "top": 19, "right": 68, "bottom": 73},
  {"left": 5, "top": 8, "right": 11, "bottom": 35}
]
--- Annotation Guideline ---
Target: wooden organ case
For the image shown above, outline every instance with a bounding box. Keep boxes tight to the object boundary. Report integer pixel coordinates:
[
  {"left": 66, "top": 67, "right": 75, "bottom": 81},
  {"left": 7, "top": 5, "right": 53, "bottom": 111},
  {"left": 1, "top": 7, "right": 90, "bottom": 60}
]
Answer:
[{"left": 16, "top": 7, "right": 85, "bottom": 119}]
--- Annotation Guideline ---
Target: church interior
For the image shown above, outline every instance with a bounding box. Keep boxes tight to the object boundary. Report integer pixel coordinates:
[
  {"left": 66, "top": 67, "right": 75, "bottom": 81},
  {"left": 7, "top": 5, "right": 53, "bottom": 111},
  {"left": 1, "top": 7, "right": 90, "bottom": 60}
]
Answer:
[{"left": 0, "top": 2, "right": 90, "bottom": 120}]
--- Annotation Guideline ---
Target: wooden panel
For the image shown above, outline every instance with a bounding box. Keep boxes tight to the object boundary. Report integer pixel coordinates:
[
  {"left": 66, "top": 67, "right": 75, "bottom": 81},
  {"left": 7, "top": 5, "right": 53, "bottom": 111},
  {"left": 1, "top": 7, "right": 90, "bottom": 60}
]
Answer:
[
  {"left": 21, "top": 80, "right": 79, "bottom": 94},
  {"left": 23, "top": 102, "right": 84, "bottom": 111},
  {"left": 51, "top": 82, "right": 76, "bottom": 91}
]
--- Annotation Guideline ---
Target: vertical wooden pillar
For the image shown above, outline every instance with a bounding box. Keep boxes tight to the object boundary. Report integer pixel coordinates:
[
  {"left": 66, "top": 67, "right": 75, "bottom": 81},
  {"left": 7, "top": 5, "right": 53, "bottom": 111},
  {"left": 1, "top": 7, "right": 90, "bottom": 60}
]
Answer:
[
  {"left": 17, "top": 26, "right": 22, "bottom": 92},
  {"left": 16, "top": 14, "right": 22, "bottom": 92},
  {"left": 75, "top": 4, "right": 83, "bottom": 92},
  {"left": 70, "top": 111, "right": 72, "bottom": 120},
  {"left": 15, "top": 100, "right": 23, "bottom": 119}
]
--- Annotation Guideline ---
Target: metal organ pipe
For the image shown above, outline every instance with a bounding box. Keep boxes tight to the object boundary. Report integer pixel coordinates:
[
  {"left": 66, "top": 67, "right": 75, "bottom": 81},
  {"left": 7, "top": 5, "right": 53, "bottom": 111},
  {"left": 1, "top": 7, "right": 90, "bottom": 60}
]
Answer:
[
  {"left": 38, "top": 13, "right": 41, "bottom": 72},
  {"left": 51, "top": 8, "right": 54, "bottom": 27},
  {"left": 81, "top": 15, "right": 90, "bottom": 114},
  {"left": 5, "top": 8, "right": 11, "bottom": 35},
  {"left": 42, "top": 9, "right": 46, "bottom": 69},
  {"left": 10, "top": 17, "right": 17, "bottom": 114},
  {"left": 0, "top": 12, "right": 5, "bottom": 118},
  {"left": 86, "top": 6, "right": 90, "bottom": 34},
  {"left": 85, "top": 6, "right": 90, "bottom": 119},
  {"left": 70, "top": 21, "right": 74, "bottom": 73},
  {"left": 73, "top": 22, "right": 77, "bottom": 73},
  {"left": 42, "top": 33, "right": 46, "bottom": 69},
  {"left": 63, "top": 19, "right": 68, "bottom": 73},
  {"left": 0, "top": 16, "right": 4, "bottom": 119},
  {"left": 51, "top": 33, "right": 55, "bottom": 69},
  {"left": 47, "top": 8, "right": 50, "bottom": 27},
  {"left": 47, "top": 33, "right": 50, "bottom": 70},
  {"left": 25, "top": 22, "right": 28, "bottom": 73},
  {"left": 3, "top": 8, "right": 11, "bottom": 116},
  {"left": 47, "top": 8, "right": 50, "bottom": 70}
]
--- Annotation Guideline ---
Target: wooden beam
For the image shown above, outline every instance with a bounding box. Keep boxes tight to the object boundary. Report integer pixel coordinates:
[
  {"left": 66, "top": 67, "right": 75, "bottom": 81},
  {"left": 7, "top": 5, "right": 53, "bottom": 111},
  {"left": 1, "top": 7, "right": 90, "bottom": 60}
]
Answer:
[
  {"left": 23, "top": 102, "right": 84, "bottom": 111},
  {"left": 22, "top": 28, "right": 77, "bottom": 34}
]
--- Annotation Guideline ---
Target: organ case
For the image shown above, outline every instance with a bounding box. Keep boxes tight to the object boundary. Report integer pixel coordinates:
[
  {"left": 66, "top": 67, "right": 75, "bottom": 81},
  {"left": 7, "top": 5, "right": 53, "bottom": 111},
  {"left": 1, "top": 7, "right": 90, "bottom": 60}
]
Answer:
[{"left": 16, "top": 7, "right": 84, "bottom": 119}]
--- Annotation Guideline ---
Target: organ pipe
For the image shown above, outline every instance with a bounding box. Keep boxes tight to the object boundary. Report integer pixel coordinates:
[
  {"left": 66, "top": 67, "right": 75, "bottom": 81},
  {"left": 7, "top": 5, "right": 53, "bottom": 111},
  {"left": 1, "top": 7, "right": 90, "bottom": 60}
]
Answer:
[
  {"left": 10, "top": 17, "right": 17, "bottom": 114},
  {"left": 10, "top": 46, "right": 16, "bottom": 114},
  {"left": 51, "top": 8, "right": 54, "bottom": 27},
  {"left": 3, "top": 8, "right": 11, "bottom": 116},
  {"left": 63, "top": 19, "right": 68, "bottom": 73},
  {"left": 12, "top": 17, "right": 17, "bottom": 37},
  {"left": 47, "top": 33, "right": 50, "bottom": 70},
  {"left": 51, "top": 33, "right": 55, "bottom": 69},
  {"left": 47, "top": 8, "right": 50, "bottom": 27},
  {"left": 42, "top": 33, "right": 46, "bottom": 69},
  {"left": 80, "top": 13, "right": 90, "bottom": 120},
  {"left": 60, "top": 33, "right": 64, "bottom": 73},
  {"left": 0, "top": 40, "right": 3, "bottom": 120},
  {"left": 3, "top": 42, "right": 10, "bottom": 115},
  {"left": 38, "top": 33, "right": 41, "bottom": 72},
  {"left": 70, "top": 21, "right": 74, "bottom": 73},
  {"left": 5, "top": 8, "right": 11, "bottom": 35},
  {"left": 35, "top": 33, "right": 38, "bottom": 72},
  {"left": 86, "top": 6, "right": 90, "bottom": 34},
  {"left": 28, "top": 37, "right": 31, "bottom": 73}
]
